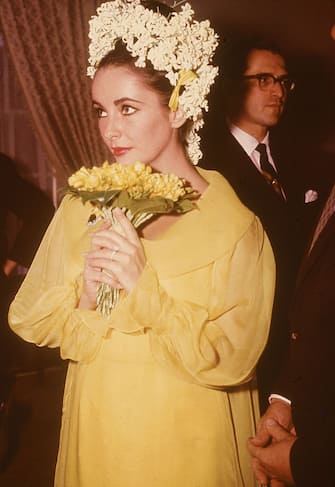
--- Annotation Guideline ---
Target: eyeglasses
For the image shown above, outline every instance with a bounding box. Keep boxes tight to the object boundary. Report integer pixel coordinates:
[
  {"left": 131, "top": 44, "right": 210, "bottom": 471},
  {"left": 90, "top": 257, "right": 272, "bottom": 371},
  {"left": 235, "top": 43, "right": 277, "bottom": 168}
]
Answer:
[{"left": 242, "top": 73, "right": 295, "bottom": 92}]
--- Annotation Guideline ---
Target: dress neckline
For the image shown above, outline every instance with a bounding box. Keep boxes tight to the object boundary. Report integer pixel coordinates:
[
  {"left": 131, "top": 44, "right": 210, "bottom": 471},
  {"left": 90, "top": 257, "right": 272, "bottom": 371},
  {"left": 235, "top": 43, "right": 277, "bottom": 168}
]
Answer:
[{"left": 141, "top": 167, "right": 211, "bottom": 243}]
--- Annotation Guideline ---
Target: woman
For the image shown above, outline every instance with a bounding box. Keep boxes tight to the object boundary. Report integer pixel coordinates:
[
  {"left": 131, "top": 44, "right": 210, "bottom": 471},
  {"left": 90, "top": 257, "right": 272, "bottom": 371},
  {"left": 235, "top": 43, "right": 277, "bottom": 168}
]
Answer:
[{"left": 9, "top": 1, "right": 275, "bottom": 485}]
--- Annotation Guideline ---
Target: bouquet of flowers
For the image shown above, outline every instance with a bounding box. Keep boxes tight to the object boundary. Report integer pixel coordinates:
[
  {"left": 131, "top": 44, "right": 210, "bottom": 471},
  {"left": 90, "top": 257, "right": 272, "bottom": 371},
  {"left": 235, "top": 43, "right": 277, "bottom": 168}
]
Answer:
[{"left": 67, "top": 161, "right": 198, "bottom": 317}]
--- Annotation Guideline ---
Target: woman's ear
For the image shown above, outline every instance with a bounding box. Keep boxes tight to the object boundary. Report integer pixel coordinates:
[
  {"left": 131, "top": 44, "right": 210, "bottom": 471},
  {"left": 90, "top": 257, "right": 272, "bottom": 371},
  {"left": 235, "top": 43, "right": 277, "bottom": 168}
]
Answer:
[{"left": 169, "top": 107, "right": 187, "bottom": 129}]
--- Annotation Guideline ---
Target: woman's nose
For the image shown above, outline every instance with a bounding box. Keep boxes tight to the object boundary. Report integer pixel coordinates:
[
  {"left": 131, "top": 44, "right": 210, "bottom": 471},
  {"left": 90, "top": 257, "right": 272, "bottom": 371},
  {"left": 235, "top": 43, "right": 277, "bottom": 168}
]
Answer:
[{"left": 103, "top": 117, "right": 121, "bottom": 140}]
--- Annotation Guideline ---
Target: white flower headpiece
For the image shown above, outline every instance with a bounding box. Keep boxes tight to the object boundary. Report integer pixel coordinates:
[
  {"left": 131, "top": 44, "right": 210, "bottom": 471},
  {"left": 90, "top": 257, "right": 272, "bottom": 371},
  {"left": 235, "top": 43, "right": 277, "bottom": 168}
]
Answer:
[{"left": 87, "top": 0, "right": 219, "bottom": 164}]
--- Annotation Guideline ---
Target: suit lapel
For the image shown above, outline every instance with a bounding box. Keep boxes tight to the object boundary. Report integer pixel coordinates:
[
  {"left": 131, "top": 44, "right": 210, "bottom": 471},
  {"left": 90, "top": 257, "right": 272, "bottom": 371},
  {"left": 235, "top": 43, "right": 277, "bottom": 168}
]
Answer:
[{"left": 229, "top": 133, "right": 289, "bottom": 215}]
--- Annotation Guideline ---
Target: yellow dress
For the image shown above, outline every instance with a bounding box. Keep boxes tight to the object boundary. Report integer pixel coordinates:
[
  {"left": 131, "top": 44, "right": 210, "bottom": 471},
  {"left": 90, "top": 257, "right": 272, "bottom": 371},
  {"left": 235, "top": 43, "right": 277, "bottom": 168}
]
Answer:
[{"left": 9, "top": 169, "right": 275, "bottom": 487}]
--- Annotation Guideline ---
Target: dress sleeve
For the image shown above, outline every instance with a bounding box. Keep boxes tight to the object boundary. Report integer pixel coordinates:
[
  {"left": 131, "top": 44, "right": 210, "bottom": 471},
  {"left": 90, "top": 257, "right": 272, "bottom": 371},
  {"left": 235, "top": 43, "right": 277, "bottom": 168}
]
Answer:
[
  {"left": 9, "top": 198, "right": 275, "bottom": 384},
  {"left": 109, "top": 216, "right": 275, "bottom": 388},
  {"left": 8, "top": 197, "right": 111, "bottom": 363}
]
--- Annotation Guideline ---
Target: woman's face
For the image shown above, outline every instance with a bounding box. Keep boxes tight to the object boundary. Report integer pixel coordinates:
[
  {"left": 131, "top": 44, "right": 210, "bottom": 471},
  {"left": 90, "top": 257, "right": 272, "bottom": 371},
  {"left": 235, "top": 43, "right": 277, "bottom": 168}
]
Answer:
[{"left": 92, "top": 65, "right": 182, "bottom": 171}]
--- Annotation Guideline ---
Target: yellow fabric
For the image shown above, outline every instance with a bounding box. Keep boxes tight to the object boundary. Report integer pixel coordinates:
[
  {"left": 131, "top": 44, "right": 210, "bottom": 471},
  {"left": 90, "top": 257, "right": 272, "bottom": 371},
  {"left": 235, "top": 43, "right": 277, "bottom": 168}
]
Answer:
[
  {"left": 9, "top": 168, "right": 275, "bottom": 487},
  {"left": 168, "top": 69, "right": 197, "bottom": 112}
]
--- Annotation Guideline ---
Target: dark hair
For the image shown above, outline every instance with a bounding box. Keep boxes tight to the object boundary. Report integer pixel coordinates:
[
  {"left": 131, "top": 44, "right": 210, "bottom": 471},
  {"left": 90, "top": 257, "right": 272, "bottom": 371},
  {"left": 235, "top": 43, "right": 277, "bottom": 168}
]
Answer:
[
  {"left": 216, "top": 37, "right": 289, "bottom": 117},
  {"left": 221, "top": 37, "right": 287, "bottom": 81},
  {"left": 97, "top": 1, "right": 193, "bottom": 154},
  {"left": 141, "top": 0, "right": 174, "bottom": 17}
]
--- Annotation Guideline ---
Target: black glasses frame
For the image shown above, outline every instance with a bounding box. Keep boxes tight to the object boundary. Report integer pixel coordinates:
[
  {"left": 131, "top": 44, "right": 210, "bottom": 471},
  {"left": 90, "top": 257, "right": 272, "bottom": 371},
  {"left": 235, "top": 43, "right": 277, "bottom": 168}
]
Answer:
[{"left": 242, "top": 73, "right": 295, "bottom": 92}]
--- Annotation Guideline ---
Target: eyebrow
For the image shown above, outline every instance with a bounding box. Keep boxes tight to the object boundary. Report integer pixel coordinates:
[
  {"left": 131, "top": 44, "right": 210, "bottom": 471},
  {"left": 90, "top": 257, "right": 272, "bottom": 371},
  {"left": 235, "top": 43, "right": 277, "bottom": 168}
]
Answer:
[
  {"left": 263, "top": 72, "right": 288, "bottom": 77},
  {"left": 92, "top": 97, "right": 144, "bottom": 107},
  {"left": 245, "top": 72, "right": 289, "bottom": 77}
]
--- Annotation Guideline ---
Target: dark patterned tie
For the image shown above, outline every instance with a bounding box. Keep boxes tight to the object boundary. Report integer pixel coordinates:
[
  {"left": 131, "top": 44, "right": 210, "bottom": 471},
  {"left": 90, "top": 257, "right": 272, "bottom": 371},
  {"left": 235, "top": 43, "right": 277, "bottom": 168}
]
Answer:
[
  {"left": 255, "top": 143, "right": 284, "bottom": 198},
  {"left": 309, "top": 184, "right": 335, "bottom": 253}
]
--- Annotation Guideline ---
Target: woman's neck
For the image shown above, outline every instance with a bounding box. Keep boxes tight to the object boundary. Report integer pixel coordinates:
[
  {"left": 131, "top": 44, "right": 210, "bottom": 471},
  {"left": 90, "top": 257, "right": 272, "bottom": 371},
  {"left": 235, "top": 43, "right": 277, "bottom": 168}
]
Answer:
[
  {"left": 156, "top": 156, "right": 208, "bottom": 196},
  {"left": 140, "top": 158, "right": 208, "bottom": 241}
]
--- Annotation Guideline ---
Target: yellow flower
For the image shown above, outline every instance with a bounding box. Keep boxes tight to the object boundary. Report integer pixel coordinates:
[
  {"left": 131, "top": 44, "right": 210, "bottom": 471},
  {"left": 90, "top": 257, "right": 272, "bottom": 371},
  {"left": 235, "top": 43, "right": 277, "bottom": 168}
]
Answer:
[
  {"left": 67, "top": 160, "right": 198, "bottom": 318},
  {"left": 68, "top": 161, "right": 194, "bottom": 201}
]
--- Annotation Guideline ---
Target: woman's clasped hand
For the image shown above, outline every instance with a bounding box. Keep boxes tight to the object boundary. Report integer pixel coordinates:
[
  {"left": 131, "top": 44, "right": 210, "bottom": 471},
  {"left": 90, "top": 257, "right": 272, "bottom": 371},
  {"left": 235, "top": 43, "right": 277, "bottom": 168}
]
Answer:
[{"left": 80, "top": 207, "right": 146, "bottom": 309}]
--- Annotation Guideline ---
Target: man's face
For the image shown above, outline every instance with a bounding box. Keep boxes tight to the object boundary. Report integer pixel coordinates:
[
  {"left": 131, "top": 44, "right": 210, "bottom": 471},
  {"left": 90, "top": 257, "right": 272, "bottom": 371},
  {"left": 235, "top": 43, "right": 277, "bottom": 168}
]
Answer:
[{"left": 232, "top": 49, "right": 289, "bottom": 138}]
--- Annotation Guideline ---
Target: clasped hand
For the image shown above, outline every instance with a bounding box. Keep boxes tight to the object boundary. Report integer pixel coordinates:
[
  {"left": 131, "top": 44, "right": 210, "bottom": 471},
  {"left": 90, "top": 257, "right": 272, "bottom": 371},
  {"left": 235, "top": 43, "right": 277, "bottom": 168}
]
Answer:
[
  {"left": 79, "top": 207, "right": 146, "bottom": 310},
  {"left": 247, "top": 400, "right": 297, "bottom": 486}
]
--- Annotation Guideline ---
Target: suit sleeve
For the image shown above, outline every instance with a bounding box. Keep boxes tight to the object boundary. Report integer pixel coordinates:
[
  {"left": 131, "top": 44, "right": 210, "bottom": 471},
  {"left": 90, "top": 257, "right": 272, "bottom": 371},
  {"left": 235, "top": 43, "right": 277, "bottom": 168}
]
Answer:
[{"left": 290, "top": 433, "right": 335, "bottom": 486}]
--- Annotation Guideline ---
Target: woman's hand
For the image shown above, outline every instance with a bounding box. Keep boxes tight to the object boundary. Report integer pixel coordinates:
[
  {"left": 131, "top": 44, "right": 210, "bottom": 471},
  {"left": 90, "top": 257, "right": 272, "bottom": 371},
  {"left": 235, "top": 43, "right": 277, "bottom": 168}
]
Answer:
[
  {"left": 90, "top": 208, "right": 146, "bottom": 292},
  {"left": 79, "top": 208, "right": 146, "bottom": 310}
]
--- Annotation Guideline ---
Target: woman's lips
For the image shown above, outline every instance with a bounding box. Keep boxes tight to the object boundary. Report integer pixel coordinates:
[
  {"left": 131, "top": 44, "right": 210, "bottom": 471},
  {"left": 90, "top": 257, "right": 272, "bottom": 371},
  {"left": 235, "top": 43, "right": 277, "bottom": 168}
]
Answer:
[{"left": 111, "top": 147, "right": 131, "bottom": 157}]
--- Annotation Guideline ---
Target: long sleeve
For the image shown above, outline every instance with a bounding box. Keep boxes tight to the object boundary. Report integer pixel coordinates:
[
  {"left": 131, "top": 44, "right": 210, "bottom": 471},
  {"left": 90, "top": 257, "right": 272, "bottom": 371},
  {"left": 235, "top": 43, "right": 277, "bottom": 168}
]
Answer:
[
  {"left": 9, "top": 170, "right": 275, "bottom": 391},
  {"left": 111, "top": 215, "right": 275, "bottom": 388},
  {"left": 290, "top": 434, "right": 335, "bottom": 487},
  {"left": 8, "top": 195, "right": 109, "bottom": 362}
]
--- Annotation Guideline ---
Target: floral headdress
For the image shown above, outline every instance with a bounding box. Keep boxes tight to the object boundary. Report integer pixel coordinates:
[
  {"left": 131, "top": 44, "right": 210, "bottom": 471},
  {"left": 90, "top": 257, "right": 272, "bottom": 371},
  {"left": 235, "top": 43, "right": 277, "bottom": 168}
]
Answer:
[{"left": 87, "top": 0, "right": 219, "bottom": 164}]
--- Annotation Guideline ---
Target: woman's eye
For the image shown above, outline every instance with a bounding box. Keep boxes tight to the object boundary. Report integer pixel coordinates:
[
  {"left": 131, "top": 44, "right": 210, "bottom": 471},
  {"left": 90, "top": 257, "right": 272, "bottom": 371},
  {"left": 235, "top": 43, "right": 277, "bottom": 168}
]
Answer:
[
  {"left": 121, "top": 105, "right": 136, "bottom": 116},
  {"left": 93, "top": 106, "right": 107, "bottom": 118}
]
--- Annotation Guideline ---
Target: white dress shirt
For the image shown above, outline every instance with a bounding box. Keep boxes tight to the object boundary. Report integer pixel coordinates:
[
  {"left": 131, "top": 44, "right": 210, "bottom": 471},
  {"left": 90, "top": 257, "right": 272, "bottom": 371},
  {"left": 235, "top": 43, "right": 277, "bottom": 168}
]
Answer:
[{"left": 229, "top": 123, "right": 278, "bottom": 173}]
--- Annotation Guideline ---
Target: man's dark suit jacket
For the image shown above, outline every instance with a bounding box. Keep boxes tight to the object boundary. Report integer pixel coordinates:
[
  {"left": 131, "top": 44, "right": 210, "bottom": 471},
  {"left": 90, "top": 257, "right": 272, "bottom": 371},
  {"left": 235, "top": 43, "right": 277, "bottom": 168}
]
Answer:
[
  {"left": 202, "top": 125, "right": 321, "bottom": 411},
  {"left": 275, "top": 189, "right": 335, "bottom": 486}
]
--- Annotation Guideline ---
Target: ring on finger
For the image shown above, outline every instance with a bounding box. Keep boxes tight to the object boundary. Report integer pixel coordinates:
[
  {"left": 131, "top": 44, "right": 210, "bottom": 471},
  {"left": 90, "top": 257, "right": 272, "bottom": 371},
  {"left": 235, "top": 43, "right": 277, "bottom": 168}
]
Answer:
[
  {"left": 102, "top": 268, "right": 113, "bottom": 278},
  {"left": 111, "top": 248, "right": 118, "bottom": 259}
]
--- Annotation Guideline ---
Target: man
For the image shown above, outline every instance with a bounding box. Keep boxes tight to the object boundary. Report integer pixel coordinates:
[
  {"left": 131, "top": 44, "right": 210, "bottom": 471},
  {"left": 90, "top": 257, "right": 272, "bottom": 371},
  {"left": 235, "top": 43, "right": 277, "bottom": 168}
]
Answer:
[
  {"left": 248, "top": 180, "right": 335, "bottom": 486},
  {"left": 203, "top": 38, "right": 321, "bottom": 411}
]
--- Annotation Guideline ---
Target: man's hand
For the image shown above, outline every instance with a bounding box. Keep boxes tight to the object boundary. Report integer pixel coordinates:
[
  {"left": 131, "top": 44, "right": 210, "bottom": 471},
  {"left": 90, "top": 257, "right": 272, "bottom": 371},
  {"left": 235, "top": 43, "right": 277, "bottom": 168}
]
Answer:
[
  {"left": 253, "top": 399, "right": 294, "bottom": 448},
  {"left": 248, "top": 418, "right": 297, "bottom": 486}
]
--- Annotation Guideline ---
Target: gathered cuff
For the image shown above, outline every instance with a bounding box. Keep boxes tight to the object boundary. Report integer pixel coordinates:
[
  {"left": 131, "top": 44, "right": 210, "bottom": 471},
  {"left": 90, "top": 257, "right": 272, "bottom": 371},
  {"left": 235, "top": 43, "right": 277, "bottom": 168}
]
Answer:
[
  {"left": 109, "top": 264, "right": 163, "bottom": 333},
  {"left": 9, "top": 282, "right": 108, "bottom": 363}
]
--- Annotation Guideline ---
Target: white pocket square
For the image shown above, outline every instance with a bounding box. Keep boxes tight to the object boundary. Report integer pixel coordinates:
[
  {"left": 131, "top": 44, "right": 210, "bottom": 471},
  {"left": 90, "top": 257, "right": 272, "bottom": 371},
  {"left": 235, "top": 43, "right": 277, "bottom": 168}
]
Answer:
[{"left": 305, "top": 189, "right": 318, "bottom": 203}]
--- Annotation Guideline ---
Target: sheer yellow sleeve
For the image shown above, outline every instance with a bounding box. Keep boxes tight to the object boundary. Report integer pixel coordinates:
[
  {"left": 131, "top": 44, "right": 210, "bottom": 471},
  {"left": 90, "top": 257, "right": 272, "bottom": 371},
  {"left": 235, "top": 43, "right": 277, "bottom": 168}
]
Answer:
[
  {"left": 109, "top": 216, "right": 275, "bottom": 388},
  {"left": 8, "top": 196, "right": 111, "bottom": 362},
  {"left": 9, "top": 192, "right": 275, "bottom": 388}
]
